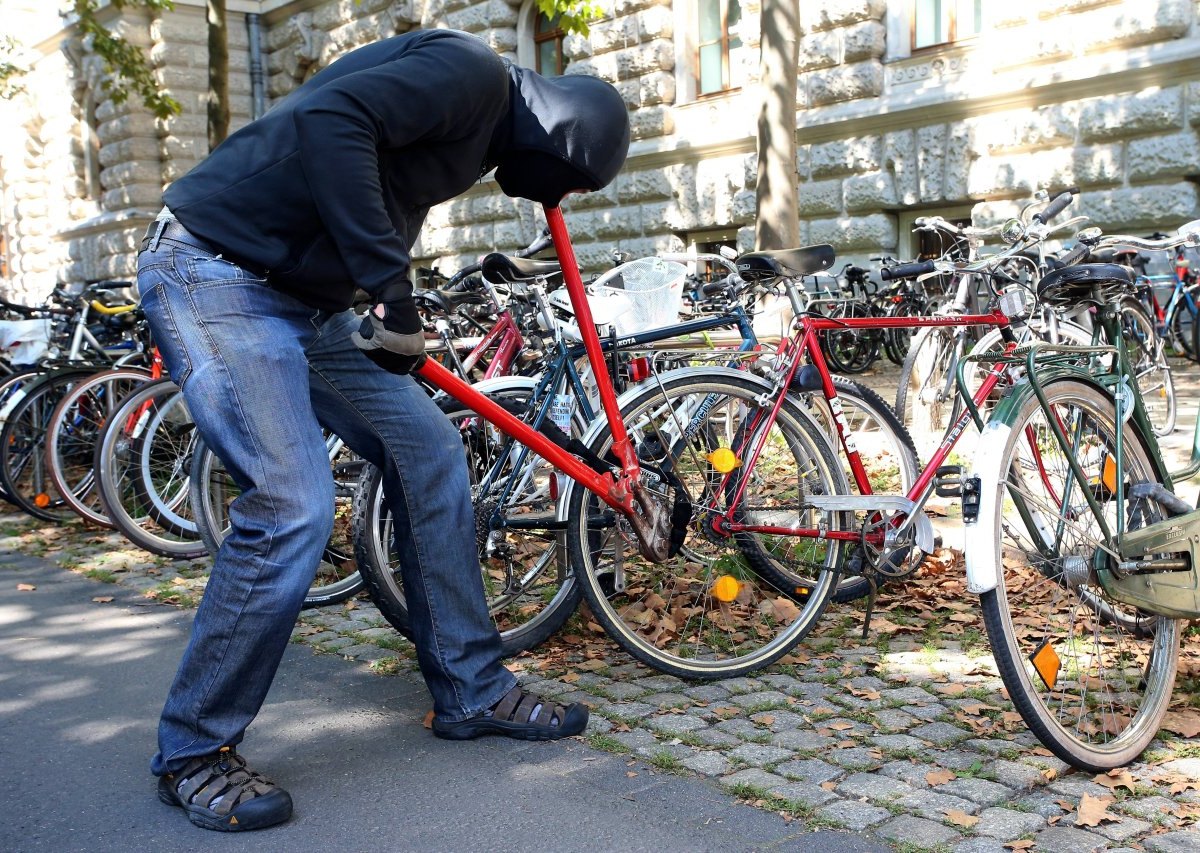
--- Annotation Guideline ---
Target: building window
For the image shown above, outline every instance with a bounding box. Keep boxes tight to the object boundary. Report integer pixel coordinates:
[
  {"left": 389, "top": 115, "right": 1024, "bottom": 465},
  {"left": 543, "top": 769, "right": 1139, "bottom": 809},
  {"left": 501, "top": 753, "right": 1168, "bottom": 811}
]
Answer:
[
  {"left": 535, "top": 13, "right": 569, "bottom": 76},
  {"left": 696, "top": 0, "right": 742, "bottom": 96},
  {"left": 912, "top": 0, "right": 982, "bottom": 51}
]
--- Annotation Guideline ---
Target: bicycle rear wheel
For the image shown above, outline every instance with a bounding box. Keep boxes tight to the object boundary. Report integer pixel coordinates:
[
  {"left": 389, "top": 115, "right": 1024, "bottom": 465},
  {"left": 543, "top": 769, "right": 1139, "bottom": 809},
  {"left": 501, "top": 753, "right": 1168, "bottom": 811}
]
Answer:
[
  {"left": 0, "top": 367, "right": 97, "bottom": 521},
  {"left": 46, "top": 367, "right": 152, "bottom": 526},
  {"left": 190, "top": 435, "right": 365, "bottom": 608},
  {"left": 353, "top": 387, "right": 582, "bottom": 655},
  {"left": 94, "top": 378, "right": 206, "bottom": 558},
  {"left": 970, "top": 377, "right": 1178, "bottom": 770},
  {"left": 565, "top": 368, "right": 847, "bottom": 679},
  {"left": 1119, "top": 300, "right": 1175, "bottom": 436}
]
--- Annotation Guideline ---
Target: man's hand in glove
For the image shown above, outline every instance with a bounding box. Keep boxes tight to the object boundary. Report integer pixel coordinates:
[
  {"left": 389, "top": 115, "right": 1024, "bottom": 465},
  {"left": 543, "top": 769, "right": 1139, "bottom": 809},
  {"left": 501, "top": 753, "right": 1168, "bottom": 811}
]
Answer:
[{"left": 351, "top": 286, "right": 427, "bottom": 375}]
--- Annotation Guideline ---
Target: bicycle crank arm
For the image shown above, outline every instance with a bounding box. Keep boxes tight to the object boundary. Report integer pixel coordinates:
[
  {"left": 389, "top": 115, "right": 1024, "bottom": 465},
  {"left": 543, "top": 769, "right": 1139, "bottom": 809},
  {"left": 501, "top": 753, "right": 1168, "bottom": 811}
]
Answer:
[
  {"left": 801, "top": 495, "right": 936, "bottom": 554},
  {"left": 1102, "top": 504, "right": 1200, "bottom": 620}
]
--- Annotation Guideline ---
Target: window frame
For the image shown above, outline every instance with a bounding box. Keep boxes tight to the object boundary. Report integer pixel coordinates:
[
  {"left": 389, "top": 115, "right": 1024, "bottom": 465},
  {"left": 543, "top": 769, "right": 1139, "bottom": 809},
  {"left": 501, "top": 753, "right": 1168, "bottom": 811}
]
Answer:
[
  {"left": 910, "top": 0, "right": 982, "bottom": 54},
  {"left": 694, "top": 0, "right": 742, "bottom": 99},
  {"left": 533, "top": 12, "right": 569, "bottom": 77}
]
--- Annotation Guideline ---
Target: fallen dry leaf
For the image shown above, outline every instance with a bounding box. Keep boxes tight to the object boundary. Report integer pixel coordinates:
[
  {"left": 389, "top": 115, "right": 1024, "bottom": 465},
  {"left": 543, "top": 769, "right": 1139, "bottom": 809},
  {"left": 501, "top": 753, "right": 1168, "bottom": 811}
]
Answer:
[
  {"left": 926, "top": 769, "right": 956, "bottom": 786},
  {"left": 626, "top": 771, "right": 638, "bottom": 778},
  {"left": 1093, "top": 769, "right": 1136, "bottom": 793},
  {"left": 1041, "top": 768, "right": 1058, "bottom": 783},
  {"left": 92, "top": 596, "right": 114, "bottom": 603},
  {"left": 16, "top": 583, "right": 35, "bottom": 591},
  {"left": 829, "top": 721, "right": 854, "bottom": 731},
  {"left": 757, "top": 715, "right": 775, "bottom": 727},
  {"left": 560, "top": 673, "right": 580, "bottom": 684},
  {"left": 423, "top": 710, "right": 434, "bottom": 729},
  {"left": 1004, "top": 839, "right": 1034, "bottom": 850},
  {"left": 934, "top": 683, "right": 968, "bottom": 696},
  {"left": 1161, "top": 710, "right": 1200, "bottom": 738},
  {"left": 944, "top": 809, "right": 979, "bottom": 828},
  {"left": 577, "top": 659, "right": 607, "bottom": 672},
  {"left": 1075, "top": 793, "right": 1116, "bottom": 827},
  {"left": 819, "top": 781, "right": 837, "bottom": 791}
]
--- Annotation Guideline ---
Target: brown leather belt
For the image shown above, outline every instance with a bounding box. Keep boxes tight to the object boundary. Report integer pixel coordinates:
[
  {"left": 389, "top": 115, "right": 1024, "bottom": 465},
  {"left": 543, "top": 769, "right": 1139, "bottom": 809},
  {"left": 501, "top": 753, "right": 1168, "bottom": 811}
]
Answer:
[{"left": 140, "top": 219, "right": 270, "bottom": 278}]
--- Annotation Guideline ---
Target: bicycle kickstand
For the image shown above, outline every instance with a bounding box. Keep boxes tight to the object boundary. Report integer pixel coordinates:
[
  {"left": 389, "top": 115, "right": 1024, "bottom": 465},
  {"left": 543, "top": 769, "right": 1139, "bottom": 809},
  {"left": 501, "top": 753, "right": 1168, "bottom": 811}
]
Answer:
[{"left": 860, "top": 575, "right": 879, "bottom": 641}]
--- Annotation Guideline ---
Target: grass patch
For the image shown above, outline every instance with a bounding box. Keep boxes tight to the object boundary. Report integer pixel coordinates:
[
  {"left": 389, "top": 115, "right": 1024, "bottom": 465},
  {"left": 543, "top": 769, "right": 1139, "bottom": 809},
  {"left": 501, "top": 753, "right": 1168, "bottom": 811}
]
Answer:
[
  {"left": 145, "top": 581, "right": 198, "bottom": 608},
  {"left": 587, "top": 732, "right": 629, "bottom": 753},
  {"left": 367, "top": 657, "right": 402, "bottom": 675},
  {"left": 647, "top": 750, "right": 684, "bottom": 773},
  {"left": 83, "top": 568, "right": 117, "bottom": 583}
]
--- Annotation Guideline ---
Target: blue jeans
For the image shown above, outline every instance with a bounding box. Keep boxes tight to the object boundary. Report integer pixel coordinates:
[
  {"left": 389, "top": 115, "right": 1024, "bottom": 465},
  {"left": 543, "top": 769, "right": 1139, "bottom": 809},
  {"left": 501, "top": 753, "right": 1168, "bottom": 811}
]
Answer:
[{"left": 137, "top": 233, "right": 515, "bottom": 775}]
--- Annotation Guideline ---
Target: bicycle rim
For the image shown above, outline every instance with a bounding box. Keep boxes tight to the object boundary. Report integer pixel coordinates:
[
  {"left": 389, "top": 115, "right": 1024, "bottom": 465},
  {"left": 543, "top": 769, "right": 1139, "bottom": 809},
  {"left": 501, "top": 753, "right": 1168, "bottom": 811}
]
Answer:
[
  {"left": 567, "top": 369, "right": 845, "bottom": 678},
  {"left": 977, "top": 378, "right": 1178, "bottom": 770}
]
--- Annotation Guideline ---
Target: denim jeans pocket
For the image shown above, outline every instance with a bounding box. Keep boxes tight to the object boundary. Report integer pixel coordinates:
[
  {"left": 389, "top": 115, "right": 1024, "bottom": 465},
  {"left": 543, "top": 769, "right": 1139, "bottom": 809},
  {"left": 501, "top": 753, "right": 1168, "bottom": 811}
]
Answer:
[
  {"left": 184, "top": 254, "right": 267, "bottom": 287},
  {"left": 138, "top": 278, "right": 193, "bottom": 389}
]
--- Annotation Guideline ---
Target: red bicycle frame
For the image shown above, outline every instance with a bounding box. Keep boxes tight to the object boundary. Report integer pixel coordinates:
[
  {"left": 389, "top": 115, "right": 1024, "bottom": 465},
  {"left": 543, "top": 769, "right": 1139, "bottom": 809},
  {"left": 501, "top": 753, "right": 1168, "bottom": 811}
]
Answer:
[
  {"left": 415, "top": 206, "right": 641, "bottom": 515},
  {"left": 721, "top": 310, "right": 1018, "bottom": 544}
]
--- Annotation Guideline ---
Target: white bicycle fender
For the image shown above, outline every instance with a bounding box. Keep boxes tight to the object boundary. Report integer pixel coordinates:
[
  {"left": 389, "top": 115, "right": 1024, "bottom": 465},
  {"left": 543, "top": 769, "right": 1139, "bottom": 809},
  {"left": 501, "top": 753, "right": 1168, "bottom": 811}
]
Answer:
[{"left": 964, "top": 421, "right": 1011, "bottom": 595}]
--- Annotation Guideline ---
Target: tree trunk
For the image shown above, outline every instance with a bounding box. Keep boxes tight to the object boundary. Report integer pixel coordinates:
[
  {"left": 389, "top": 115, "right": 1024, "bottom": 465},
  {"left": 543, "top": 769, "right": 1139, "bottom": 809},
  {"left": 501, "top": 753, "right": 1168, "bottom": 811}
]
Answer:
[
  {"left": 207, "top": 0, "right": 229, "bottom": 151},
  {"left": 754, "top": 0, "right": 800, "bottom": 251}
]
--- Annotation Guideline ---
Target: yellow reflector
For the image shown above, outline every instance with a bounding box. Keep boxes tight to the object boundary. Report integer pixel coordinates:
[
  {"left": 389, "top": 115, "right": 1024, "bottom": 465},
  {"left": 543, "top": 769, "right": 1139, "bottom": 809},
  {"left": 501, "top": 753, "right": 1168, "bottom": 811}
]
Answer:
[
  {"left": 712, "top": 574, "right": 740, "bottom": 602},
  {"left": 1101, "top": 456, "right": 1118, "bottom": 494},
  {"left": 708, "top": 448, "right": 741, "bottom": 474},
  {"left": 34, "top": 493, "right": 51, "bottom": 508},
  {"left": 1030, "top": 640, "right": 1060, "bottom": 691}
]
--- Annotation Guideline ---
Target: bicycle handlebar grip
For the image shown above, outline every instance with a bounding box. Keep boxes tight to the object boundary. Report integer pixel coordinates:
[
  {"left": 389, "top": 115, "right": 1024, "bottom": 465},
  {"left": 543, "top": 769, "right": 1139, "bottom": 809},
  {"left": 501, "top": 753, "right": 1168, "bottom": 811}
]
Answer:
[
  {"left": 879, "top": 260, "right": 936, "bottom": 281},
  {"left": 1059, "top": 243, "right": 1091, "bottom": 267},
  {"left": 1033, "top": 190, "right": 1077, "bottom": 225}
]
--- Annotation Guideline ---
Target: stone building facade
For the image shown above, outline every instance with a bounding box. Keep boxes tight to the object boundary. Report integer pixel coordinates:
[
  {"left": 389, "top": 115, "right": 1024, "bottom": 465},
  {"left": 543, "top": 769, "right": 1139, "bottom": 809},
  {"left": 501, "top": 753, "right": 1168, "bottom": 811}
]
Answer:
[{"left": 1, "top": 0, "right": 1198, "bottom": 302}]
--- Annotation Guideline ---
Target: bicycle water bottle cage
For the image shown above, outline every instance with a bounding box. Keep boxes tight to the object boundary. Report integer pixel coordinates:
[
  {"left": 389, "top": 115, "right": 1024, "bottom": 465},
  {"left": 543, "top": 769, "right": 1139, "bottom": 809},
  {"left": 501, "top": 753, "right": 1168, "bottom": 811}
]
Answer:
[
  {"left": 1036, "top": 263, "right": 1133, "bottom": 308},
  {"left": 737, "top": 245, "right": 836, "bottom": 283}
]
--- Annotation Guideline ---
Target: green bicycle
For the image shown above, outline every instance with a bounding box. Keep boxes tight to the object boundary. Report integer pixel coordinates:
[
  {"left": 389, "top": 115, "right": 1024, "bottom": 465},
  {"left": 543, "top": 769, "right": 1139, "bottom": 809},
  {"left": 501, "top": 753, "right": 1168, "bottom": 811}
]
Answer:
[{"left": 964, "top": 221, "right": 1200, "bottom": 771}]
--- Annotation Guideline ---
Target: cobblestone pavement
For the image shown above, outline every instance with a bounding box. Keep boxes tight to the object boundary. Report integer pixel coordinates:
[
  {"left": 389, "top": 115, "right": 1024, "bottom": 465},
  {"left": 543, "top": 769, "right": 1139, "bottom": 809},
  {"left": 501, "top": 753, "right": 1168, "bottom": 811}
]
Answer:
[{"left": 4, "top": 361, "right": 1200, "bottom": 852}]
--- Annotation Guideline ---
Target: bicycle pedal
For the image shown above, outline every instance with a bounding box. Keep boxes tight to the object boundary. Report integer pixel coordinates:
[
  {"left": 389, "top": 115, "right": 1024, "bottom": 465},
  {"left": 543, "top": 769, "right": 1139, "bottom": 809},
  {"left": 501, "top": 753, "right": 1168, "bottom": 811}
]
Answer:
[{"left": 934, "top": 465, "right": 963, "bottom": 498}]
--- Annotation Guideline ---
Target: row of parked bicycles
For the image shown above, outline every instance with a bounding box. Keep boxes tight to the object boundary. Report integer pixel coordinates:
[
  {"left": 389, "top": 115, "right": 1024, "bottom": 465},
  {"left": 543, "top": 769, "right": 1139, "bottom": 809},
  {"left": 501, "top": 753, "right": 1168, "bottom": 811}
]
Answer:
[{"left": 3, "top": 187, "right": 1199, "bottom": 773}]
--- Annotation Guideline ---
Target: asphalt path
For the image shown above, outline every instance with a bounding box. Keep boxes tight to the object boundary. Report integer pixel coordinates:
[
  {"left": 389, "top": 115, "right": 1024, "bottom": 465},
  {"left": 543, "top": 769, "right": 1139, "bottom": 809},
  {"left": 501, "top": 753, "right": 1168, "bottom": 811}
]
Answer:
[{"left": 1, "top": 553, "right": 890, "bottom": 853}]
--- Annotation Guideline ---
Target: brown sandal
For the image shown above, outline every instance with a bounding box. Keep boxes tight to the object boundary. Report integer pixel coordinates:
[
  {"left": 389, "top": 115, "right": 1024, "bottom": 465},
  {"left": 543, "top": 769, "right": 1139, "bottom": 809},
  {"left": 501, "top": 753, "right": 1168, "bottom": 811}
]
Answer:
[
  {"left": 432, "top": 685, "right": 588, "bottom": 741},
  {"left": 157, "top": 746, "right": 292, "bottom": 831}
]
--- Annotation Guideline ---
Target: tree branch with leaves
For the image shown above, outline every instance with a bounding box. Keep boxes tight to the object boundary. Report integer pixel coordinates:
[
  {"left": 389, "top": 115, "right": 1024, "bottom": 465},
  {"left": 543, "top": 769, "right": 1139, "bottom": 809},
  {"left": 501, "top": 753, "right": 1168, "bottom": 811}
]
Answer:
[{"left": 70, "top": 0, "right": 181, "bottom": 119}]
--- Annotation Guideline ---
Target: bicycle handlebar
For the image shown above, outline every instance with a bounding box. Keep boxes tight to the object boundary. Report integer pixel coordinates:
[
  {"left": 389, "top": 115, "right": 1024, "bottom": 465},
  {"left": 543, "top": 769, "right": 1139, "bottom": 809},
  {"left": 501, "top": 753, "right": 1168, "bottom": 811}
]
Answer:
[
  {"left": 880, "top": 260, "right": 937, "bottom": 281},
  {"left": 1031, "top": 188, "right": 1079, "bottom": 225}
]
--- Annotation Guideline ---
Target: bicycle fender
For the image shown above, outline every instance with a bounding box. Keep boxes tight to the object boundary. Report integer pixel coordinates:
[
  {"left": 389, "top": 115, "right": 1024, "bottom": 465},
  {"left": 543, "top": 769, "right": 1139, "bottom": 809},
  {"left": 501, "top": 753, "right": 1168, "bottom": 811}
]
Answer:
[{"left": 963, "top": 368, "right": 1107, "bottom": 595}]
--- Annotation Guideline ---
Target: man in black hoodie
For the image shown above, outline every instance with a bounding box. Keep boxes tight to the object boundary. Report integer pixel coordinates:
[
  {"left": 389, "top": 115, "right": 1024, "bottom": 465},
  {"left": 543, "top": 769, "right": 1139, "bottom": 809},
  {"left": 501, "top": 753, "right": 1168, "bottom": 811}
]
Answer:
[{"left": 136, "top": 29, "right": 629, "bottom": 832}]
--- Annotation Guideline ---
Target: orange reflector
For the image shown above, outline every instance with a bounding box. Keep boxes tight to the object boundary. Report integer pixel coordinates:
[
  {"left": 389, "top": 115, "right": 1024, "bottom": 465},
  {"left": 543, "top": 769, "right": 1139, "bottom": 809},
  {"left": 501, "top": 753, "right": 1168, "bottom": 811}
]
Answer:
[
  {"left": 712, "top": 575, "right": 740, "bottom": 602},
  {"left": 34, "top": 493, "right": 51, "bottom": 508},
  {"left": 708, "top": 448, "right": 741, "bottom": 474},
  {"left": 1030, "top": 640, "right": 1060, "bottom": 691},
  {"left": 1101, "top": 456, "right": 1118, "bottom": 494}
]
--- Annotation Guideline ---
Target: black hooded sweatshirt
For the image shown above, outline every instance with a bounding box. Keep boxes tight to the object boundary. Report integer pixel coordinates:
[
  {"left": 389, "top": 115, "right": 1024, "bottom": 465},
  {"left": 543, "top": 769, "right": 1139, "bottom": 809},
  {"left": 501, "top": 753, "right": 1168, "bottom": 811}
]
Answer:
[{"left": 162, "top": 29, "right": 629, "bottom": 313}]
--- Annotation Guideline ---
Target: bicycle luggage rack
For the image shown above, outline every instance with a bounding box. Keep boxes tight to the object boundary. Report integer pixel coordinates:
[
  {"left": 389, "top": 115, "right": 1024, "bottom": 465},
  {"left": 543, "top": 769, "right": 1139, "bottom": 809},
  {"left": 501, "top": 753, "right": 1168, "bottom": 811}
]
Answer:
[{"left": 956, "top": 341, "right": 1114, "bottom": 429}]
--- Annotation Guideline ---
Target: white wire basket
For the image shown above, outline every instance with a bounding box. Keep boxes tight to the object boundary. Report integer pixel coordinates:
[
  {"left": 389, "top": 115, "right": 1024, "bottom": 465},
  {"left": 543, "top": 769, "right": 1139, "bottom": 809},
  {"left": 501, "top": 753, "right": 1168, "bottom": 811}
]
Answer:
[{"left": 592, "top": 257, "right": 687, "bottom": 335}]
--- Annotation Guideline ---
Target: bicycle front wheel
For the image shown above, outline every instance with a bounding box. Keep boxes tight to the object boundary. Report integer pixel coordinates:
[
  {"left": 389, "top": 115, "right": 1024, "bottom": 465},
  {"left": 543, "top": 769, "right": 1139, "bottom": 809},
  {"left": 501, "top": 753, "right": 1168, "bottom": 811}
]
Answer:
[
  {"left": 896, "top": 325, "right": 963, "bottom": 465},
  {"left": 971, "top": 377, "right": 1179, "bottom": 771},
  {"left": 1119, "top": 300, "right": 1175, "bottom": 436},
  {"left": 565, "top": 368, "right": 848, "bottom": 679}
]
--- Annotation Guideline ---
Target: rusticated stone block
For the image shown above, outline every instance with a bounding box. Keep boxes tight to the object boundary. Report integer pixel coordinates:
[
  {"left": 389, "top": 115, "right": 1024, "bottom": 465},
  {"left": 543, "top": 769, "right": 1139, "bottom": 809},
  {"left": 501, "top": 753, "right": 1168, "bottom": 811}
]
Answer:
[
  {"left": 975, "top": 103, "right": 1080, "bottom": 154},
  {"left": 629, "top": 105, "right": 673, "bottom": 140},
  {"left": 102, "top": 183, "right": 163, "bottom": 211},
  {"left": 842, "top": 21, "right": 885, "bottom": 62},
  {"left": 844, "top": 172, "right": 897, "bottom": 212},
  {"left": 885, "top": 130, "right": 919, "bottom": 206},
  {"left": 98, "top": 136, "right": 160, "bottom": 169},
  {"left": 797, "top": 179, "right": 843, "bottom": 216},
  {"left": 967, "top": 147, "right": 1075, "bottom": 198},
  {"left": 1080, "top": 182, "right": 1200, "bottom": 230},
  {"left": 944, "top": 122, "right": 979, "bottom": 201},
  {"left": 731, "top": 189, "right": 757, "bottom": 221},
  {"left": 808, "top": 213, "right": 896, "bottom": 251},
  {"left": 801, "top": 0, "right": 886, "bottom": 33},
  {"left": 1079, "top": 87, "right": 1184, "bottom": 142},
  {"left": 917, "top": 124, "right": 946, "bottom": 202},
  {"left": 807, "top": 62, "right": 884, "bottom": 107},
  {"left": 617, "top": 170, "right": 674, "bottom": 203},
  {"left": 1127, "top": 131, "right": 1200, "bottom": 181},
  {"left": 798, "top": 31, "right": 840, "bottom": 72},
  {"left": 585, "top": 16, "right": 639, "bottom": 53},
  {"left": 1191, "top": 82, "right": 1200, "bottom": 126},
  {"left": 597, "top": 206, "right": 644, "bottom": 239},
  {"left": 810, "top": 136, "right": 882, "bottom": 179},
  {"left": 1073, "top": 0, "right": 1192, "bottom": 53},
  {"left": 638, "top": 6, "right": 674, "bottom": 41}
]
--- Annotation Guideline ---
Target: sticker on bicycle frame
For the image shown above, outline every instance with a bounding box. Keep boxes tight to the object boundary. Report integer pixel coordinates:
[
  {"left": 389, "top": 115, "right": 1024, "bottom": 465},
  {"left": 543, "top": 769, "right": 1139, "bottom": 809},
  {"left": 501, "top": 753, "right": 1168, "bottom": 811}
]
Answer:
[{"left": 1029, "top": 639, "right": 1060, "bottom": 691}]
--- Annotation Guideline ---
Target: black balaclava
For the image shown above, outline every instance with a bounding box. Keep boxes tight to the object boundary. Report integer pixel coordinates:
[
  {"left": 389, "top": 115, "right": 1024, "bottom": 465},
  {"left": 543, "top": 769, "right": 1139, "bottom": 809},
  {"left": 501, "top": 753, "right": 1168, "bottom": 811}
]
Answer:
[{"left": 493, "top": 64, "right": 631, "bottom": 207}]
